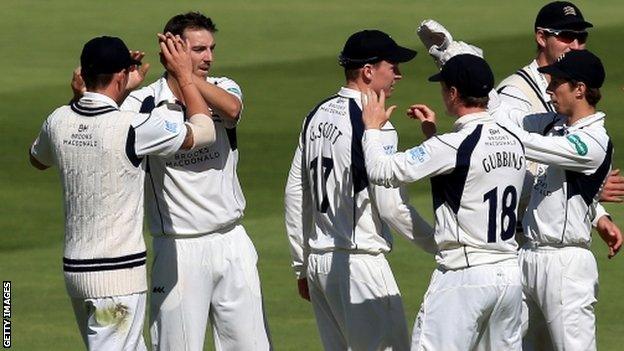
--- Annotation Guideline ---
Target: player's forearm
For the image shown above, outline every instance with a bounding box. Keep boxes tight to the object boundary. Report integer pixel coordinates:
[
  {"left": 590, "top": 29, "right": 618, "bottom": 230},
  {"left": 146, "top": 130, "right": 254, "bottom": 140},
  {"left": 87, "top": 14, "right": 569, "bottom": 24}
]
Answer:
[
  {"left": 375, "top": 186, "right": 436, "bottom": 253},
  {"left": 192, "top": 75, "right": 242, "bottom": 119},
  {"left": 179, "top": 81, "right": 210, "bottom": 117}
]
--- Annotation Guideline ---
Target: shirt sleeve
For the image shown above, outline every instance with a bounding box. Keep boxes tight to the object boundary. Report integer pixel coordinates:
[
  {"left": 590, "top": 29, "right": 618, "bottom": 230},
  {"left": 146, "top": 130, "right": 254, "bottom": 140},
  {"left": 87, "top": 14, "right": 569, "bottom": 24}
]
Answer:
[
  {"left": 284, "top": 142, "right": 313, "bottom": 279},
  {"left": 367, "top": 127, "right": 436, "bottom": 253},
  {"left": 30, "top": 117, "right": 55, "bottom": 167},
  {"left": 363, "top": 129, "right": 457, "bottom": 188},
  {"left": 509, "top": 128, "right": 606, "bottom": 174},
  {"left": 132, "top": 104, "right": 187, "bottom": 157}
]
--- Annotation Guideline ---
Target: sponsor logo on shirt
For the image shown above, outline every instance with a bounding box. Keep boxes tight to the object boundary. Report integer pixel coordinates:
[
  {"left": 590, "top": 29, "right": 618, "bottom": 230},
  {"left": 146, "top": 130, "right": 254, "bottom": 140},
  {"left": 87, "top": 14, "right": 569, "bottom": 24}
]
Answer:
[
  {"left": 227, "top": 87, "right": 241, "bottom": 96},
  {"left": 406, "top": 145, "right": 430, "bottom": 165},
  {"left": 164, "top": 120, "right": 179, "bottom": 134},
  {"left": 383, "top": 144, "right": 396, "bottom": 155},
  {"left": 566, "top": 134, "right": 588, "bottom": 156}
]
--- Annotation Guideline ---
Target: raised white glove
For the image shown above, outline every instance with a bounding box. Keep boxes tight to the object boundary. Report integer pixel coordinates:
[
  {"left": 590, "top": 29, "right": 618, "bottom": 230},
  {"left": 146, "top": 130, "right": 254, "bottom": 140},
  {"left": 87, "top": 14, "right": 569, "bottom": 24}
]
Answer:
[
  {"left": 429, "top": 41, "right": 484, "bottom": 68},
  {"left": 417, "top": 19, "right": 453, "bottom": 52}
]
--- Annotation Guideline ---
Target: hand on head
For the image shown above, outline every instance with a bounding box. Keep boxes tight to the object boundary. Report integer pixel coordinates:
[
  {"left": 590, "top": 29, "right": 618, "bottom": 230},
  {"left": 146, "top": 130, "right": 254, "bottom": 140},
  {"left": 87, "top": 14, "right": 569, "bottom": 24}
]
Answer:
[
  {"left": 361, "top": 89, "right": 396, "bottom": 130},
  {"left": 158, "top": 32, "right": 193, "bottom": 85}
]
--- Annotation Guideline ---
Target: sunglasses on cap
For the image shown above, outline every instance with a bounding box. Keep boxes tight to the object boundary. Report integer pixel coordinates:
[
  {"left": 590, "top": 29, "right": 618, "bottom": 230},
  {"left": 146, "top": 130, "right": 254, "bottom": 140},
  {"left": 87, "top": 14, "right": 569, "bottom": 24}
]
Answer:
[{"left": 538, "top": 27, "right": 588, "bottom": 44}]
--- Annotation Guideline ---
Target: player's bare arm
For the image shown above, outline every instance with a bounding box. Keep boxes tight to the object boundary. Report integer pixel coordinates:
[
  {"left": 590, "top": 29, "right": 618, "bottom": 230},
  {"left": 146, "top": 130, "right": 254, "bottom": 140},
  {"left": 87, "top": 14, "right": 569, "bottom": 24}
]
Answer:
[
  {"left": 596, "top": 216, "right": 623, "bottom": 258},
  {"left": 159, "top": 33, "right": 215, "bottom": 150},
  {"left": 125, "top": 50, "right": 150, "bottom": 93},
  {"left": 600, "top": 169, "right": 624, "bottom": 202},
  {"left": 70, "top": 67, "right": 86, "bottom": 103},
  {"left": 192, "top": 74, "right": 242, "bottom": 120},
  {"left": 297, "top": 278, "right": 310, "bottom": 301}
]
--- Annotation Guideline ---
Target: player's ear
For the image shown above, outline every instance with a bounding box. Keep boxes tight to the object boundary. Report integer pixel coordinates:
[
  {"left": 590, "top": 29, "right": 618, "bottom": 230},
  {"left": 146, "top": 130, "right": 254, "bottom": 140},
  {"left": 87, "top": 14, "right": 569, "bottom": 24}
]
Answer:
[
  {"left": 362, "top": 64, "right": 374, "bottom": 81},
  {"left": 575, "top": 81, "right": 587, "bottom": 99},
  {"left": 535, "top": 30, "right": 548, "bottom": 49}
]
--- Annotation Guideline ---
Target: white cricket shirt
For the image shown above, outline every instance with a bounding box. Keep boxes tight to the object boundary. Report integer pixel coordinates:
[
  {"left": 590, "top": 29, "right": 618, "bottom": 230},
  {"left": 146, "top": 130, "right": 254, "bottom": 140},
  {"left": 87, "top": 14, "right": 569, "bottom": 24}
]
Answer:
[
  {"left": 496, "top": 111, "right": 612, "bottom": 247},
  {"left": 30, "top": 92, "right": 186, "bottom": 298},
  {"left": 121, "top": 75, "right": 245, "bottom": 235},
  {"left": 364, "top": 112, "right": 526, "bottom": 270},
  {"left": 285, "top": 87, "right": 435, "bottom": 279}
]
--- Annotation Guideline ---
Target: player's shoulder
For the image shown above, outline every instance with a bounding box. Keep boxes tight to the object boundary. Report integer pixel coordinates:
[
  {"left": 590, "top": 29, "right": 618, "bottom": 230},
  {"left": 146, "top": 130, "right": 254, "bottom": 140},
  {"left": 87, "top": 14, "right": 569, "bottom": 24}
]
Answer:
[
  {"left": 427, "top": 131, "right": 466, "bottom": 151},
  {"left": 128, "top": 83, "right": 158, "bottom": 102},
  {"left": 208, "top": 76, "right": 243, "bottom": 96},
  {"left": 131, "top": 103, "right": 183, "bottom": 129},
  {"left": 44, "top": 105, "right": 73, "bottom": 128},
  {"left": 575, "top": 114, "right": 610, "bottom": 148}
]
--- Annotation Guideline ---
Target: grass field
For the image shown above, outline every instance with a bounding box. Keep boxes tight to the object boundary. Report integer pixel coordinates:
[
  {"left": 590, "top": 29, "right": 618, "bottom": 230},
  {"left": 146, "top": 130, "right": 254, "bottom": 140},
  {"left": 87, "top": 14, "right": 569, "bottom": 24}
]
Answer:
[{"left": 1, "top": 0, "right": 623, "bottom": 349}]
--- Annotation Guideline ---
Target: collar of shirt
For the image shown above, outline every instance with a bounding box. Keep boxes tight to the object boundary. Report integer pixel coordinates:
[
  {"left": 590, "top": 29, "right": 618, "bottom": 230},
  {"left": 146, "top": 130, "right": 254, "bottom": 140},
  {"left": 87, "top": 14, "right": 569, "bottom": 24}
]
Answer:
[
  {"left": 565, "top": 111, "right": 606, "bottom": 132},
  {"left": 153, "top": 75, "right": 182, "bottom": 106},
  {"left": 81, "top": 92, "right": 119, "bottom": 109},
  {"left": 338, "top": 87, "right": 363, "bottom": 108},
  {"left": 528, "top": 59, "right": 552, "bottom": 104},
  {"left": 453, "top": 111, "right": 493, "bottom": 131}
]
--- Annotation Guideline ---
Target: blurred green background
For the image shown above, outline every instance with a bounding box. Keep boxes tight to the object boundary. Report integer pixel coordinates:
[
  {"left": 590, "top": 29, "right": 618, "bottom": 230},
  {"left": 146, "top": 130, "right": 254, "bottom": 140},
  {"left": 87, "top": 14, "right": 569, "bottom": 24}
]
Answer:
[{"left": 1, "top": 0, "right": 622, "bottom": 349}]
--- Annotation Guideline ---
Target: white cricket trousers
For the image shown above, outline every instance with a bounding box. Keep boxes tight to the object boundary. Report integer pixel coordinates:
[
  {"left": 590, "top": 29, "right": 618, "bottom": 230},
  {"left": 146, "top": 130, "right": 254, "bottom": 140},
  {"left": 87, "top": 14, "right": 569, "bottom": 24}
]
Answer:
[
  {"left": 306, "top": 251, "right": 410, "bottom": 351},
  {"left": 71, "top": 292, "right": 147, "bottom": 351},
  {"left": 149, "top": 225, "right": 272, "bottom": 351},
  {"left": 519, "top": 245, "right": 598, "bottom": 351},
  {"left": 411, "top": 261, "right": 522, "bottom": 351}
]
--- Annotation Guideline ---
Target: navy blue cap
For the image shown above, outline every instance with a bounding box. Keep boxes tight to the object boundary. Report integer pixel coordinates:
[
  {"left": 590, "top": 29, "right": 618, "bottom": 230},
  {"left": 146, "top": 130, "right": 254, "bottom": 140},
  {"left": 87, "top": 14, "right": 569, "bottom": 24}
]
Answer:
[
  {"left": 339, "top": 30, "right": 417, "bottom": 69},
  {"left": 538, "top": 50, "right": 605, "bottom": 88},
  {"left": 535, "top": 2, "right": 593, "bottom": 31},
  {"left": 81, "top": 36, "right": 140, "bottom": 75},
  {"left": 429, "top": 54, "right": 494, "bottom": 98}
]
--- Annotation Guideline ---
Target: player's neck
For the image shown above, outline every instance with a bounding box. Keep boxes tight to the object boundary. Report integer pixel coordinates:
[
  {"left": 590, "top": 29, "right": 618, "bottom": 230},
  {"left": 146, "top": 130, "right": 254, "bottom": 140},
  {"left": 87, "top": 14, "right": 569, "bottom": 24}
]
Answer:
[
  {"left": 567, "top": 103, "right": 596, "bottom": 126},
  {"left": 345, "top": 81, "right": 364, "bottom": 92},
  {"left": 535, "top": 52, "right": 550, "bottom": 70},
  {"left": 454, "top": 105, "right": 486, "bottom": 118}
]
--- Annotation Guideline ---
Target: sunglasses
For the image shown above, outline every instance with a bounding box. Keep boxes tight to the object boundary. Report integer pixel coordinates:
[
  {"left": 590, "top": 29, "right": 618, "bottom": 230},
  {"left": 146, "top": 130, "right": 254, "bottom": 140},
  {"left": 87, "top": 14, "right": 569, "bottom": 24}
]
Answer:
[{"left": 538, "top": 27, "right": 588, "bottom": 44}]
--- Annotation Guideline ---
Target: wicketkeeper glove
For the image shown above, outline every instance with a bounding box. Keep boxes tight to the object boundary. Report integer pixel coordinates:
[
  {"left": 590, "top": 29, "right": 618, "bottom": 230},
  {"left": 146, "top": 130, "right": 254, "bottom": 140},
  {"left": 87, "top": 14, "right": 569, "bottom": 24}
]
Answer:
[{"left": 417, "top": 19, "right": 484, "bottom": 68}]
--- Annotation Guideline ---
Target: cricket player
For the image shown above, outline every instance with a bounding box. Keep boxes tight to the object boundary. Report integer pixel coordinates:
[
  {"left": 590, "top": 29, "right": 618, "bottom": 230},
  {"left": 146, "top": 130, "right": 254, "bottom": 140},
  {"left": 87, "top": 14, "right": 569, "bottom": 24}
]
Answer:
[
  {"left": 362, "top": 54, "right": 525, "bottom": 350},
  {"left": 285, "top": 29, "right": 436, "bottom": 350},
  {"left": 120, "top": 13, "right": 271, "bottom": 351},
  {"left": 417, "top": 15, "right": 623, "bottom": 349},
  {"left": 29, "top": 35, "right": 215, "bottom": 350},
  {"left": 497, "top": 49, "right": 621, "bottom": 351},
  {"left": 495, "top": 1, "right": 624, "bottom": 208}
]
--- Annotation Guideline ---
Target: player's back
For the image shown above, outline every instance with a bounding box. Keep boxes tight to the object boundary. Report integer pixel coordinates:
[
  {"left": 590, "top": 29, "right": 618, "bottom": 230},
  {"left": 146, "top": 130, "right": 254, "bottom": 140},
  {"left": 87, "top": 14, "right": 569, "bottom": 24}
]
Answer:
[
  {"left": 301, "top": 88, "right": 392, "bottom": 254},
  {"left": 432, "top": 120, "right": 526, "bottom": 269}
]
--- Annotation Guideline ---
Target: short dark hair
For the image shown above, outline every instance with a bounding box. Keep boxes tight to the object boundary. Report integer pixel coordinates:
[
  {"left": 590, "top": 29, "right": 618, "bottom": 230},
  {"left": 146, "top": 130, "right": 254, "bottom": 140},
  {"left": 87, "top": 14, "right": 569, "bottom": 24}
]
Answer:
[
  {"left": 163, "top": 12, "right": 217, "bottom": 37},
  {"left": 569, "top": 79, "right": 601, "bottom": 106},
  {"left": 82, "top": 71, "right": 114, "bottom": 91}
]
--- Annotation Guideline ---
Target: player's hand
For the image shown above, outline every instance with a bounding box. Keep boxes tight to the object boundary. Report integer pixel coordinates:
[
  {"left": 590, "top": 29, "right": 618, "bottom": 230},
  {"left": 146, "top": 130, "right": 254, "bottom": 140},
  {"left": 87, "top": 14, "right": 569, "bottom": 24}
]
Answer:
[
  {"left": 599, "top": 169, "right": 624, "bottom": 203},
  {"left": 70, "top": 66, "right": 86, "bottom": 102},
  {"left": 297, "top": 278, "right": 310, "bottom": 301},
  {"left": 158, "top": 32, "right": 193, "bottom": 86},
  {"left": 125, "top": 50, "right": 150, "bottom": 92},
  {"left": 361, "top": 89, "right": 396, "bottom": 130},
  {"left": 596, "top": 216, "right": 623, "bottom": 259},
  {"left": 407, "top": 104, "right": 437, "bottom": 139}
]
